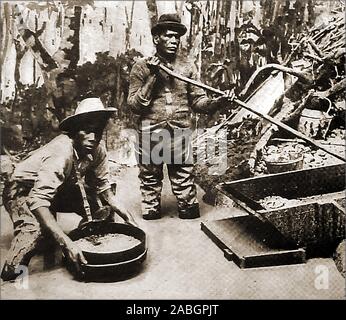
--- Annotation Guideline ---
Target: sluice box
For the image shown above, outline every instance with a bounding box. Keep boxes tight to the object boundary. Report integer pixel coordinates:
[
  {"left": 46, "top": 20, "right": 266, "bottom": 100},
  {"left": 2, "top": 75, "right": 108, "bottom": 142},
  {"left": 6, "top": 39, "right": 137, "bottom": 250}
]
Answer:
[{"left": 201, "top": 164, "right": 345, "bottom": 268}]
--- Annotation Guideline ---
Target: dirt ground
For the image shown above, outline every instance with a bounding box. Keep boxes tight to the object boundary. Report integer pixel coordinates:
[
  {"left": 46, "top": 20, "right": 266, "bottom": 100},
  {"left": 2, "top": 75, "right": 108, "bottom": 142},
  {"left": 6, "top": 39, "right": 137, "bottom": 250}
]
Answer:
[{"left": 0, "top": 153, "right": 345, "bottom": 299}]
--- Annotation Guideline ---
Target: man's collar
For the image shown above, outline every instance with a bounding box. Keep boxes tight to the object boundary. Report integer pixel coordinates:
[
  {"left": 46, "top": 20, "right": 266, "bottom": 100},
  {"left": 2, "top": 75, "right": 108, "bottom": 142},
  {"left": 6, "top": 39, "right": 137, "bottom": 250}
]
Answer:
[
  {"left": 73, "top": 148, "right": 93, "bottom": 162},
  {"left": 155, "top": 52, "right": 175, "bottom": 67}
]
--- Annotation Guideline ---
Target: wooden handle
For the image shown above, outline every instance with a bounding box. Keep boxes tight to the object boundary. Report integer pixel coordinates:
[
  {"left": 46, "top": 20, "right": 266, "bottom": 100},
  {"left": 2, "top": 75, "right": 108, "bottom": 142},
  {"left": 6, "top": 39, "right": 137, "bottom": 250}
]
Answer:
[
  {"left": 233, "top": 98, "right": 345, "bottom": 162},
  {"left": 159, "top": 64, "right": 346, "bottom": 162}
]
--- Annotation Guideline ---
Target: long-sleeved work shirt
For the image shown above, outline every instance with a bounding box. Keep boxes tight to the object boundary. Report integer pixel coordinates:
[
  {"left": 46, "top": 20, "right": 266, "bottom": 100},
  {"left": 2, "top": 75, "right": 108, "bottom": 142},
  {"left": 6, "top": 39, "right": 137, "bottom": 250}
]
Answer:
[
  {"left": 11, "top": 134, "right": 111, "bottom": 211},
  {"left": 128, "top": 55, "right": 216, "bottom": 131},
  {"left": 127, "top": 55, "right": 218, "bottom": 164}
]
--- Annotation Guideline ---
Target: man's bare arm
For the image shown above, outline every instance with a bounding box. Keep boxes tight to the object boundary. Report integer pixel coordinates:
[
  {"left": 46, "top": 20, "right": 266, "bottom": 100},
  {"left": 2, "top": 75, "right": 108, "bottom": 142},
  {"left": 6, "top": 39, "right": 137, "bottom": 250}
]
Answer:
[
  {"left": 100, "top": 188, "right": 137, "bottom": 226},
  {"left": 33, "top": 207, "right": 87, "bottom": 271}
]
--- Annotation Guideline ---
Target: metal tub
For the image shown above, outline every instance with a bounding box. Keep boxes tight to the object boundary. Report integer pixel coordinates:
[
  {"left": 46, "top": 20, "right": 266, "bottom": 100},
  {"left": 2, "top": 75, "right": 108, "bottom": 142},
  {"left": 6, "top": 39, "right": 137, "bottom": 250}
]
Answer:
[{"left": 67, "top": 221, "right": 147, "bottom": 281}]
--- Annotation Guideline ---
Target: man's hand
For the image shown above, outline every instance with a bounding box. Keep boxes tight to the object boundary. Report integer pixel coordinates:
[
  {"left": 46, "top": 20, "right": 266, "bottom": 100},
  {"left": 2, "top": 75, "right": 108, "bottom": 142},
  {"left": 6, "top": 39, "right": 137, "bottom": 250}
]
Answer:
[
  {"left": 100, "top": 189, "right": 138, "bottom": 227},
  {"left": 146, "top": 56, "right": 161, "bottom": 74},
  {"left": 213, "top": 89, "right": 236, "bottom": 107},
  {"left": 33, "top": 206, "right": 87, "bottom": 275},
  {"left": 63, "top": 240, "right": 88, "bottom": 275},
  {"left": 111, "top": 204, "right": 138, "bottom": 227},
  {"left": 208, "top": 89, "right": 236, "bottom": 113}
]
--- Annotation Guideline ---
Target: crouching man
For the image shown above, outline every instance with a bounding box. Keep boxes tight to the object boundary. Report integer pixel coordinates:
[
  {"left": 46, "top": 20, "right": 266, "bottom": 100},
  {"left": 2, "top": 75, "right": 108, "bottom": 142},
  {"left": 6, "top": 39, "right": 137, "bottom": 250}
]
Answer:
[{"left": 1, "top": 97, "right": 136, "bottom": 281}]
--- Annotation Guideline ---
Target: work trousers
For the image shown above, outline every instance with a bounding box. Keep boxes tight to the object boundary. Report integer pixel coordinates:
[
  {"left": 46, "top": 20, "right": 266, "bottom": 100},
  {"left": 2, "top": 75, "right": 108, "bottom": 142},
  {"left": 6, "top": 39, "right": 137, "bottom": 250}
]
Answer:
[
  {"left": 135, "top": 124, "right": 199, "bottom": 215},
  {"left": 138, "top": 163, "right": 198, "bottom": 215}
]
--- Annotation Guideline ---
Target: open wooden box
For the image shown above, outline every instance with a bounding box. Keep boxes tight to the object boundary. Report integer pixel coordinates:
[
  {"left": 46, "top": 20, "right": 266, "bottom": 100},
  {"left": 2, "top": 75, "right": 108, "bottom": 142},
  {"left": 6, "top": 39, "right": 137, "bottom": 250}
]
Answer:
[{"left": 202, "top": 164, "right": 345, "bottom": 268}]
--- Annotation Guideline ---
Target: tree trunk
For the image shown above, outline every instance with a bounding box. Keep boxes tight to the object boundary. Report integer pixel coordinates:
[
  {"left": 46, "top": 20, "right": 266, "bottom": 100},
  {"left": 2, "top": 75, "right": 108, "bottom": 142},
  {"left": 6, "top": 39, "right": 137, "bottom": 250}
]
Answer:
[
  {"left": 66, "top": 6, "right": 82, "bottom": 71},
  {"left": 0, "top": 3, "right": 12, "bottom": 76},
  {"left": 146, "top": 0, "right": 158, "bottom": 29},
  {"left": 125, "top": 1, "right": 135, "bottom": 51}
]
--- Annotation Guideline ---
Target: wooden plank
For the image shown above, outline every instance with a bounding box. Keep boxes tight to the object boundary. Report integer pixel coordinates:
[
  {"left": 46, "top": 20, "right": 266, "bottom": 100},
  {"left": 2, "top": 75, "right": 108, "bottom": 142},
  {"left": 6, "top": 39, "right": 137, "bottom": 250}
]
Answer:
[
  {"left": 231, "top": 72, "right": 285, "bottom": 124},
  {"left": 242, "top": 249, "right": 306, "bottom": 268},
  {"left": 201, "top": 216, "right": 306, "bottom": 269}
]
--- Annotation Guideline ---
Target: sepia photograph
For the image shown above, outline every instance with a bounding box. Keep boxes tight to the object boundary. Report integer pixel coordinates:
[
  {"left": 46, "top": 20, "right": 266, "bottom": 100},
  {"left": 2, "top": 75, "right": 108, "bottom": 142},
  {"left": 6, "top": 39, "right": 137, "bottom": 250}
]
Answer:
[{"left": 0, "top": 0, "right": 345, "bottom": 304}]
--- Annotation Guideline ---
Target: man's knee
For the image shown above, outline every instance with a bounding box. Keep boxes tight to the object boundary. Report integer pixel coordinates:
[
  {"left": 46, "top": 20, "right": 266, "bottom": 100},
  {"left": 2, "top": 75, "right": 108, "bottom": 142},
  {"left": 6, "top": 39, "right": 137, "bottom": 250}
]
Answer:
[
  {"left": 6, "top": 196, "right": 42, "bottom": 236},
  {"left": 138, "top": 164, "right": 164, "bottom": 183},
  {"left": 13, "top": 214, "right": 41, "bottom": 230}
]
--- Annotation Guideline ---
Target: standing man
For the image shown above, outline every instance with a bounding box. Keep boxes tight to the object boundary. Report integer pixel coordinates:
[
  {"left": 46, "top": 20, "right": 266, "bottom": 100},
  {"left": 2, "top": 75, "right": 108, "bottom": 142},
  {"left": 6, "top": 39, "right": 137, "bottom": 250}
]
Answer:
[
  {"left": 128, "top": 14, "right": 233, "bottom": 220},
  {"left": 1, "top": 97, "right": 135, "bottom": 281}
]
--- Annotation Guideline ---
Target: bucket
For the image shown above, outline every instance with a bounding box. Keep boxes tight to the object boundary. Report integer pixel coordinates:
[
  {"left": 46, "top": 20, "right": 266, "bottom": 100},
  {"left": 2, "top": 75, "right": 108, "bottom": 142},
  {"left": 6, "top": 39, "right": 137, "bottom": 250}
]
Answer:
[
  {"left": 298, "top": 108, "right": 333, "bottom": 138},
  {"left": 265, "top": 154, "right": 304, "bottom": 174},
  {"left": 265, "top": 157, "right": 304, "bottom": 173}
]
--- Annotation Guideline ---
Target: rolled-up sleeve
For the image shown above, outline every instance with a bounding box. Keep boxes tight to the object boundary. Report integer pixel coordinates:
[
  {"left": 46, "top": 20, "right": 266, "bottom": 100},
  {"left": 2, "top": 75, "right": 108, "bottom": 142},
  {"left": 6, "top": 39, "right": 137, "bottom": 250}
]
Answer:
[
  {"left": 28, "top": 155, "right": 68, "bottom": 211},
  {"left": 127, "top": 60, "right": 153, "bottom": 114}
]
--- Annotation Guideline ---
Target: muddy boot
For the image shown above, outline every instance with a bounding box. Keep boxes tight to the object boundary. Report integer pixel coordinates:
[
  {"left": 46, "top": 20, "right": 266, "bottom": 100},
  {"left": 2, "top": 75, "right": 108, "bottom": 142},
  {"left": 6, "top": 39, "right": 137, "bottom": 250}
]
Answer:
[
  {"left": 143, "top": 209, "right": 162, "bottom": 220},
  {"left": 1, "top": 263, "right": 20, "bottom": 282},
  {"left": 178, "top": 203, "right": 200, "bottom": 219}
]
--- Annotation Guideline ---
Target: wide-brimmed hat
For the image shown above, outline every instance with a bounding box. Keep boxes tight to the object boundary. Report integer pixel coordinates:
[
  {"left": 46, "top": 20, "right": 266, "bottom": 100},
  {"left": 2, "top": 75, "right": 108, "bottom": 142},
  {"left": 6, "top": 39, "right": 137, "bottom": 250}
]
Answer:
[
  {"left": 59, "top": 97, "right": 116, "bottom": 132},
  {"left": 151, "top": 13, "right": 187, "bottom": 36}
]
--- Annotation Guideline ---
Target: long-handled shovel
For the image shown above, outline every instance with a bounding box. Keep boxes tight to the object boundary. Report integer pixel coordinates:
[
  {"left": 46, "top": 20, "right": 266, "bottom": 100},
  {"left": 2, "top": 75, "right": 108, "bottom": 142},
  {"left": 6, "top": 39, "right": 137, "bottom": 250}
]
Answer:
[{"left": 159, "top": 64, "right": 346, "bottom": 163}]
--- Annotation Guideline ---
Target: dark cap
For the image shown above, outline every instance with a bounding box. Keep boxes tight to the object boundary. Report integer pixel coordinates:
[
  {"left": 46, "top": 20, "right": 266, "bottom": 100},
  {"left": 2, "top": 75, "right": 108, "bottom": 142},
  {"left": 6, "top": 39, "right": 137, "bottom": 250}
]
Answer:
[{"left": 151, "top": 13, "right": 187, "bottom": 36}]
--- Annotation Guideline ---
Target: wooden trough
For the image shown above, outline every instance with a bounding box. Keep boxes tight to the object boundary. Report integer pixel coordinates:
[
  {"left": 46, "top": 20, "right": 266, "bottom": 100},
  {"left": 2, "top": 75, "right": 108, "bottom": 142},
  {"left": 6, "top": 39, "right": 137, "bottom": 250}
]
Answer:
[{"left": 202, "top": 163, "right": 345, "bottom": 268}]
